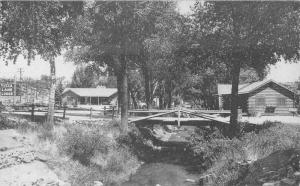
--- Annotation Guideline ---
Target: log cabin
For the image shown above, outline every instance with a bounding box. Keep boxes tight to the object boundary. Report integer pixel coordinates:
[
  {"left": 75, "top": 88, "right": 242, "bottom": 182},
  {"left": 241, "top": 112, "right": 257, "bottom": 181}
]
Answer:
[{"left": 217, "top": 79, "right": 299, "bottom": 115}]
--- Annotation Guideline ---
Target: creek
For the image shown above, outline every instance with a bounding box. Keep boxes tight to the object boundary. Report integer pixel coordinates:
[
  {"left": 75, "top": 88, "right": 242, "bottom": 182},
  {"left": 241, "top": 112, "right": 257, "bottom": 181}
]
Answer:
[{"left": 122, "top": 126, "right": 202, "bottom": 186}]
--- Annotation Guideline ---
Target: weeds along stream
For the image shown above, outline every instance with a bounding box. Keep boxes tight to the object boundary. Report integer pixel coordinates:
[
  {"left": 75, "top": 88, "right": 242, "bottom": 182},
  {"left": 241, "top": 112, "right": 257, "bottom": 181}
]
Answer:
[{"left": 2, "top": 114, "right": 300, "bottom": 186}]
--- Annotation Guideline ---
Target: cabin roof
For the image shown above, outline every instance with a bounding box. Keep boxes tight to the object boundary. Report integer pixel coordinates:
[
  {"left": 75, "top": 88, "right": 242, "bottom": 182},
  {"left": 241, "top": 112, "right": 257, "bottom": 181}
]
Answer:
[
  {"left": 217, "top": 79, "right": 296, "bottom": 95},
  {"left": 62, "top": 87, "right": 117, "bottom": 97},
  {"left": 217, "top": 83, "right": 251, "bottom": 95}
]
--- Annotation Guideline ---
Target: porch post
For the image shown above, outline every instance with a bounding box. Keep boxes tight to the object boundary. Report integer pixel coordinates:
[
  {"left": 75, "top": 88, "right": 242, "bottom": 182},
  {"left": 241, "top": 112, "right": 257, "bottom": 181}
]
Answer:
[
  {"left": 89, "top": 97, "right": 91, "bottom": 105},
  {"left": 218, "top": 95, "right": 223, "bottom": 110},
  {"left": 98, "top": 97, "right": 99, "bottom": 105}
]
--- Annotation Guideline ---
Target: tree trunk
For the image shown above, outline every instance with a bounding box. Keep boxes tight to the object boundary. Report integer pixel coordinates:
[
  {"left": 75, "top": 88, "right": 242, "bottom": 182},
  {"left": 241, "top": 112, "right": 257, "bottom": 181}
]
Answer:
[
  {"left": 229, "top": 59, "right": 241, "bottom": 138},
  {"left": 117, "top": 74, "right": 122, "bottom": 114},
  {"left": 119, "top": 55, "right": 128, "bottom": 133},
  {"left": 46, "top": 58, "right": 56, "bottom": 128},
  {"left": 129, "top": 88, "right": 138, "bottom": 109},
  {"left": 143, "top": 66, "right": 151, "bottom": 109},
  {"left": 167, "top": 91, "right": 172, "bottom": 108},
  {"left": 159, "top": 93, "right": 164, "bottom": 109}
]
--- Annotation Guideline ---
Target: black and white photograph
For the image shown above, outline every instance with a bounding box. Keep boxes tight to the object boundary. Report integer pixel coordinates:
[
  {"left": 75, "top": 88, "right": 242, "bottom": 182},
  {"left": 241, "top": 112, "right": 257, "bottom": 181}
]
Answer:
[{"left": 1, "top": 0, "right": 300, "bottom": 185}]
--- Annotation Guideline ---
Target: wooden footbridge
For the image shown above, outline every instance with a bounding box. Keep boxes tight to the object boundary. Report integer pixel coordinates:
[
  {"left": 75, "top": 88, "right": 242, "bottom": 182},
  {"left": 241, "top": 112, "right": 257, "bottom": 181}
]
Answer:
[{"left": 128, "top": 108, "right": 232, "bottom": 127}]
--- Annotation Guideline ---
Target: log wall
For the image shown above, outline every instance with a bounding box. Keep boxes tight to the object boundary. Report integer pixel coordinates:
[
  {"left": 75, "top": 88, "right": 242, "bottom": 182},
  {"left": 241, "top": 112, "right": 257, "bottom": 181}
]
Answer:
[{"left": 248, "top": 87, "right": 294, "bottom": 115}]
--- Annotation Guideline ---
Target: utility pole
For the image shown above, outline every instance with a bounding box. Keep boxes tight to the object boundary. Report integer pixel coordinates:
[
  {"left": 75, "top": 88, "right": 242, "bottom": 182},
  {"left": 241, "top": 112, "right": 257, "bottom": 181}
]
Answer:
[
  {"left": 13, "top": 76, "right": 16, "bottom": 105},
  {"left": 18, "top": 68, "right": 24, "bottom": 103}
]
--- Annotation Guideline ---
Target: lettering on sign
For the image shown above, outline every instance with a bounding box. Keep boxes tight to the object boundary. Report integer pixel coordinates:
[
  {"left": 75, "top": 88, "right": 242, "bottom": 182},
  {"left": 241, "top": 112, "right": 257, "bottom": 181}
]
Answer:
[{"left": 0, "top": 83, "right": 14, "bottom": 96}]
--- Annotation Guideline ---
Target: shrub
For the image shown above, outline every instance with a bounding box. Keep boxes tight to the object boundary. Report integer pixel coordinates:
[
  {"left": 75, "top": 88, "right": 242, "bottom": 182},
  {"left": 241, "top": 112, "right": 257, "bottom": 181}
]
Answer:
[
  {"left": 0, "top": 114, "right": 18, "bottom": 129},
  {"left": 191, "top": 133, "right": 244, "bottom": 168},
  {"left": 58, "top": 124, "right": 112, "bottom": 165},
  {"left": 192, "top": 122, "right": 300, "bottom": 186},
  {"left": 36, "top": 122, "right": 55, "bottom": 141},
  {"left": 58, "top": 121, "right": 140, "bottom": 185},
  {"left": 95, "top": 147, "right": 140, "bottom": 185},
  {"left": 242, "top": 122, "right": 300, "bottom": 160}
]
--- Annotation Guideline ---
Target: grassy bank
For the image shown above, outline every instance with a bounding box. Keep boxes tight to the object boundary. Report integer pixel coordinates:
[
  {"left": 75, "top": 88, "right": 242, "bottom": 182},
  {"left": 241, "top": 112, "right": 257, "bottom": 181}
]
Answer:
[
  {"left": 189, "top": 121, "right": 300, "bottom": 185},
  {"left": 0, "top": 114, "right": 141, "bottom": 186},
  {"left": 56, "top": 121, "right": 141, "bottom": 185},
  {"left": 3, "top": 113, "right": 299, "bottom": 185}
]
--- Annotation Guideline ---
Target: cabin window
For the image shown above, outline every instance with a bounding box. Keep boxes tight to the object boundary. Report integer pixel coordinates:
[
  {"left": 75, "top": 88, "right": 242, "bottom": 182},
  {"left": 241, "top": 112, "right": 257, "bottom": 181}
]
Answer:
[
  {"left": 80, "top": 97, "right": 85, "bottom": 104},
  {"left": 91, "top": 97, "right": 98, "bottom": 105},
  {"left": 102, "top": 98, "right": 109, "bottom": 105},
  {"left": 255, "top": 97, "right": 265, "bottom": 106},
  {"left": 277, "top": 98, "right": 286, "bottom": 106}
]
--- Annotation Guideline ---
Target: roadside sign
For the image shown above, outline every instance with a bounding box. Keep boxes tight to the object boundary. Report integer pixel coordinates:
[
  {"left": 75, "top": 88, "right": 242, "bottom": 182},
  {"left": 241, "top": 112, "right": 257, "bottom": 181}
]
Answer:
[
  {"left": 0, "top": 82, "right": 21, "bottom": 96},
  {"left": 0, "top": 83, "right": 14, "bottom": 96}
]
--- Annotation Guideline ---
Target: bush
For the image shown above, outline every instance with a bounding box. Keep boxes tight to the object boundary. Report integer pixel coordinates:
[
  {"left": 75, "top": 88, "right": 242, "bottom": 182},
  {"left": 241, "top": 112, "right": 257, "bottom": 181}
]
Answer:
[
  {"left": 190, "top": 122, "right": 300, "bottom": 186},
  {"left": 58, "top": 124, "right": 112, "bottom": 165},
  {"left": 241, "top": 122, "right": 300, "bottom": 160},
  {"left": 93, "top": 147, "right": 140, "bottom": 184},
  {"left": 58, "top": 121, "right": 140, "bottom": 185},
  {"left": 0, "top": 114, "right": 18, "bottom": 129}
]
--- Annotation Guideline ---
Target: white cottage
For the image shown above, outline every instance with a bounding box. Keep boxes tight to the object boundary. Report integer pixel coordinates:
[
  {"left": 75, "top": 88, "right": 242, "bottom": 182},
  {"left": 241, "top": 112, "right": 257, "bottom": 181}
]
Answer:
[{"left": 62, "top": 87, "right": 117, "bottom": 110}]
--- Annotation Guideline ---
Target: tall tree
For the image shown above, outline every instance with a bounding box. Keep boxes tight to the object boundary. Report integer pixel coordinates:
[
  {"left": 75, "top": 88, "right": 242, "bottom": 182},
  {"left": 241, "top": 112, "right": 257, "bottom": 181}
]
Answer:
[
  {"left": 55, "top": 77, "right": 65, "bottom": 107},
  {"left": 1, "top": 1, "right": 83, "bottom": 126},
  {"left": 67, "top": 2, "right": 178, "bottom": 132},
  {"left": 70, "top": 65, "right": 99, "bottom": 88},
  {"left": 192, "top": 2, "right": 300, "bottom": 137},
  {"left": 141, "top": 8, "right": 188, "bottom": 109}
]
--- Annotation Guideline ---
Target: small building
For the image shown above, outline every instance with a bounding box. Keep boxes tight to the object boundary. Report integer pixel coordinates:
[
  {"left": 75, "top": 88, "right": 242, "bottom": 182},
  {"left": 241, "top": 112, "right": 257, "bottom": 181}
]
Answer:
[
  {"left": 217, "top": 79, "right": 299, "bottom": 115},
  {"left": 62, "top": 87, "right": 118, "bottom": 110}
]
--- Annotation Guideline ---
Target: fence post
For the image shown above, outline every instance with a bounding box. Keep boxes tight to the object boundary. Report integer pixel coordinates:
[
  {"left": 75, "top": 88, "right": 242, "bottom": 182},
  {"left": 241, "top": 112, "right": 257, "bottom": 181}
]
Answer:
[
  {"left": 104, "top": 106, "right": 106, "bottom": 116},
  {"left": 90, "top": 107, "right": 92, "bottom": 119},
  {"left": 112, "top": 106, "right": 115, "bottom": 119},
  {"left": 237, "top": 109, "right": 242, "bottom": 122},
  {"left": 177, "top": 109, "right": 181, "bottom": 127},
  {"left": 63, "top": 106, "right": 66, "bottom": 119},
  {"left": 31, "top": 104, "right": 35, "bottom": 121}
]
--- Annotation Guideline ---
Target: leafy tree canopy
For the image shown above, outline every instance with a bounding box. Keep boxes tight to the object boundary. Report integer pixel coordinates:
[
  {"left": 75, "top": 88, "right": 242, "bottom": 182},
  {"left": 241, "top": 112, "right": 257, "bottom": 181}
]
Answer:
[{"left": 1, "top": 1, "right": 83, "bottom": 63}]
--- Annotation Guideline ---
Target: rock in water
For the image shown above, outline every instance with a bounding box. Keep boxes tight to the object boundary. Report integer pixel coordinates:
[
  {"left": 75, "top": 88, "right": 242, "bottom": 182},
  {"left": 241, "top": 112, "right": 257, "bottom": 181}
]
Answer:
[
  {"left": 262, "top": 182, "right": 280, "bottom": 186},
  {"left": 294, "top": 172, "right": 300, "bottom": 181},
  {"left": 94, "top": 181, "right": 103, "bottom": 186},
  {"left": 185, "top": 178, "right": 196, "bottom": 183}
]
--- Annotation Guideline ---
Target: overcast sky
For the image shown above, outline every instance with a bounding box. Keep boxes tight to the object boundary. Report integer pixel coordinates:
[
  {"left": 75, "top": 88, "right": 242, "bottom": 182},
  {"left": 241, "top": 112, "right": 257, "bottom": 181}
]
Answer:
[{"left": 0, "top": 1, "right": 299, "bottom": 83}]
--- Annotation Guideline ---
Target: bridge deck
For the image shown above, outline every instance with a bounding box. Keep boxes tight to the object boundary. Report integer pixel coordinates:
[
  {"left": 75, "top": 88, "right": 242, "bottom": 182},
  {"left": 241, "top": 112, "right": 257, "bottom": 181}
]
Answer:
[
  {"left": 130, "top": 117, "right": 221, "bottom": 126},
  {"left": 128, "top": 108, "right": 232, "bottom": 126}
]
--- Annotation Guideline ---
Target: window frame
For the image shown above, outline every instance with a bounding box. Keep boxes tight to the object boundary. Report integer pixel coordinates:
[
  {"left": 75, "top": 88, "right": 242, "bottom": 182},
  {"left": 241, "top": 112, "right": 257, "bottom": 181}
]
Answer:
[
  {"left": 277, "top": 97, "right": 286, "bottom": 106},
  {"left": 255, "top": 97, "right": 265, "bottom": 106}
]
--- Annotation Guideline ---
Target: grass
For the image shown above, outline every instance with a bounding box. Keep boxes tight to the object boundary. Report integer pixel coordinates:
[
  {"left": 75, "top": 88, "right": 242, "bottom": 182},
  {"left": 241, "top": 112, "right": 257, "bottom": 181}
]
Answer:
[
  {"left": 57, "top": 124, "right": 112, "bottom": 165},
  {"left": 0, "top": 115, "right": 141, "bottom": 186},
  {"left": 190, "top": 121, "right": 300, "bottom": 186},
  {"left": 6, "top": 113, "right": 299, "bottom": 186},
  {"left": 56, "top": 120, "right": 141, "bottom": 185},
  {"left": 242, "top": 122, "right": 300, "bottom": 160},
  {"left": 0, "top": 114, "right": 20, "bottom": 130}
]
